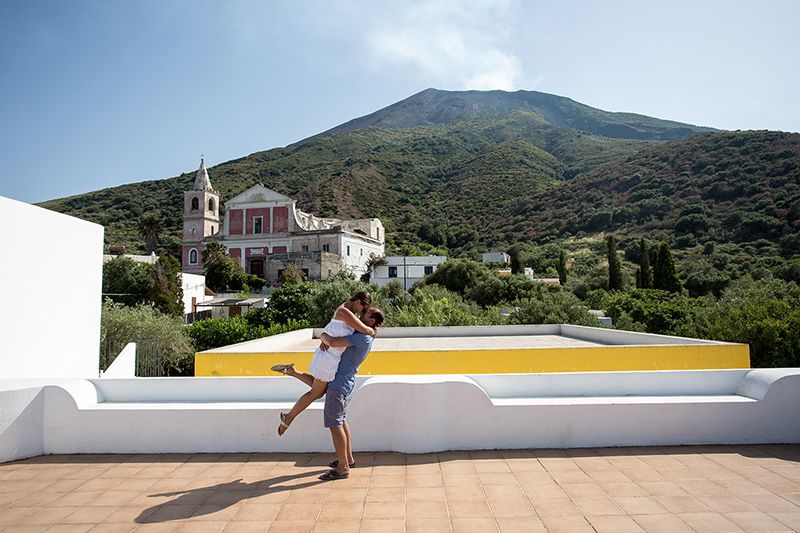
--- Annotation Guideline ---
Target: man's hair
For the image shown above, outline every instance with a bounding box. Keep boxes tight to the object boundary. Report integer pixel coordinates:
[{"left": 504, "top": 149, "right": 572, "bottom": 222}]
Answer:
[
  {"left": 350, "top": 291, "right": 372, "bottom": 307},
  {"left": 367, "top": 307, "right": 385, "bottom": 327}
]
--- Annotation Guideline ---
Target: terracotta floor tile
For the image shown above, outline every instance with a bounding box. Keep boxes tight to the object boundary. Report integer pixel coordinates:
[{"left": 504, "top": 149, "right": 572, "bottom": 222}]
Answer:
[
  {"left": 357, "top": 518, "right": 404, "bottom": 532},
  {"left": 367, "top": 475, "right": 405, "bottom": 488},
  {"left": 176, "top": 521, "right": 228, "bottom": 532},
  {"left": 473, "top": 462, "right": 511, "bottom": 473},
  {"left": 560, "top": 482, "right": 607, "bottom": 498},
  {"left": 739, "top": 494, "right": 800, "bottom": 513},
  {"left": 444, "top": 484, "right": 486, "bottom": 501},
  {"left": 450, "top": 517, "right": 499, "bottom": 532},
  {"left": 232, "top": 503, "right": 282, "bottom": 522},
  {"left": 315, "top": 501, "right": 362, "bottom": 520},
  {"left": 482, "top": 484, "right": 526, "bottom": 501},
  {"left": 310, "top": 518, "right": 359, "bottom": 532},
  {"left": 571, "top": 496, "right": 626, "bottom": 516},
  {"left": 21, "top": 505, "right": 80, "bottom": 525},
  {"left": 448, "top": 499, "right": 492, "bottom": 518},
  {"left": 529, "top": 497, "right": 581, "bottom": 517},
  {"left": 586, "top": 514, "right": 647, "bottom": 533},
  {"left": 406, "top": 500, "right": 449, "bottom": 519},
  {"left": 488, "top": 498, "right": 536, "bottom": 518},
  {"left": 677, "top": 512, "right": 745, "bottom": 532},
  {"left": 406, "top": 474, "right": 444, "bottom": 487},
  {"left": 87, "top": 524, "right": 138, "bottom": 533},
  {"left": 266, "top": 520, "right": 315, "bottom": 532},
  {"left": 221, "top": 521, "right": 273, "bottom": 532},
  {"left": 320, "top": 489, "right": 366, "bottom": 503},
  {"left": 699, "top": 494, "right": 760, "bottom": 514},
  {"left": 442, "top": 473, "right": 481, "bottom": 486},
  {"left": 520, "top": 482, "right": 567, "bottom": 499},
  {"left": 599, "top": 481, "right": 648, "bottom": 497},
  {"left": 656, "top": 495, "right": 712, "bottom": 513},
  {"left": 284, "top": 489, "right": 329, "bottom": 504},
  {"left": 495, "top": 516, "right": 547, "bottom": 532},
  {"left": 62, "top": 505, "right": 121, "bottom": 524},
  {"left": 41, "top": 525, "right": 95, "bottom": 533},
  {"left": 638, "top": 481, "right": 688, "bottom": 497},
  {"left": 770, "top": 512, "right": 800, "bottom": 530},
  {"left": 405, "top": 486, "right": 445, "bottom": 502},
  {"left": 548, "top": 470, "right": 592, "bottom": 484},
  {"left": 361, "top": 501, "right": 404, "bottom": 520},
  {"left": 276, "top": 502, "right": 324, "bottom": 521},
  {"left": 405, "top": 517, "right": 451, "bottom": 532},
  {"left": 631, "top": 513, "right": 695, "bottom": 533},
  {"left": 723, "top": 511, "right": 794, "bottom": 532},
  {"left": 539, "top": 515, "right": 595, "bottom": 533},
  {"left": 614, "top": 496, "right": 670, "bottom": 515},
  {"left": 477, "top": 473, "right": 517, "bottom": 485},
  {"left": 587, "top": 469, "right": 632, "bottom": 483},
  {"left": 512, "top": 471, "right": 553, "bottom": 485},
  {"left": 505, "top": 460, "right": 545, "bottom": 473}
]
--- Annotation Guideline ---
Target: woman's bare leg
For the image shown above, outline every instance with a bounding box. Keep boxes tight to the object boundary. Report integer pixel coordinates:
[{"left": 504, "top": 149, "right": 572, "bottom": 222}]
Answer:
[
  {"left": 287, "top": 367, "right": 315, "bottom": 387},
  {"left": 278, "top": 378, "right": 328, "bottom": 436}
]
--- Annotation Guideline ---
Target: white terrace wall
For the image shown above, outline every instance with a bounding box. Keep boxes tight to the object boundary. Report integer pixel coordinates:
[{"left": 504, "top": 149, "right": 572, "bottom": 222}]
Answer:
[{"left": 0, "top": 196, "right": 104, "bottom": 378}]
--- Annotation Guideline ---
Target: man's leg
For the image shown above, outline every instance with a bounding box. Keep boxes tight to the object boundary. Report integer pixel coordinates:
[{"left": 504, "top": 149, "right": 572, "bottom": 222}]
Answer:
[
  {"left": 342, "top": 419, "right": 355, "bottom": 466},
  {"left": 330, "top": 426, "right": 350, "bottom": 475}
]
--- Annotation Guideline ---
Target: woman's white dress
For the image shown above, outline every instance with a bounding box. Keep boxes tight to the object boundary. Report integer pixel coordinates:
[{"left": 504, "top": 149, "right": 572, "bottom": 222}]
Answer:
[{"left": 307, "top": 310, "right": 355, "bottom": 382}]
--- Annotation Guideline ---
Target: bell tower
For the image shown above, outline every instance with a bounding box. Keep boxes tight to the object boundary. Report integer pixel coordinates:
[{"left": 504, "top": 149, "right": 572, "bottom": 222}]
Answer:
[{"left": 182, "top": 158, "right": 220, "bottom": 273}]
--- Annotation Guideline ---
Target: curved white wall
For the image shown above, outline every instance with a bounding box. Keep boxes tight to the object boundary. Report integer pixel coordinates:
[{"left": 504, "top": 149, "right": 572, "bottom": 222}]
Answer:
[{"left": 0, "top": 196, "right": 103, "bottom": 378}]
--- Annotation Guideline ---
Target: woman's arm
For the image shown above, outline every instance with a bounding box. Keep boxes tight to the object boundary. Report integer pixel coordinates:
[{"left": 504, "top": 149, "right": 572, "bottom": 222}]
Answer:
[
  {"left": 320, "top": 332, "right": 351, "bottom": 348},
  {"left": 335, "top": 306, "right": 376, "bottom": 336}
]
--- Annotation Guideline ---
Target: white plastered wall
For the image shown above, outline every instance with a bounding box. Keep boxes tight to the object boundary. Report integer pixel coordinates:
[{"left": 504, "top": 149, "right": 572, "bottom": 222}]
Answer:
[{"left": 0, "top": 196, "right": 103, "bottom": 378}]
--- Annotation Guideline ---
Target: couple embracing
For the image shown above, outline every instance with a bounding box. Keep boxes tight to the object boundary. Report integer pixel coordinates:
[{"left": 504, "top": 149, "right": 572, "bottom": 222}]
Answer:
[{"left": 271, "top": 291, "right": 384, "bottom": 481}]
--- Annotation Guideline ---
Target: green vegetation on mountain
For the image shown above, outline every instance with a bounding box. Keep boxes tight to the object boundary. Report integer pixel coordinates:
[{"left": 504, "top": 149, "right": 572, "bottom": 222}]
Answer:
[{"left": 38, "top": 89, "right": 798, "bottom": 294}]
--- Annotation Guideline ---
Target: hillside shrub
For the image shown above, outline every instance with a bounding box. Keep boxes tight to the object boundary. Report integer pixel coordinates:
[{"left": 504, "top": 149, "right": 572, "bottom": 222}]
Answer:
[{"left": 100, "top": 300, "right": 193, "bottom": 375}]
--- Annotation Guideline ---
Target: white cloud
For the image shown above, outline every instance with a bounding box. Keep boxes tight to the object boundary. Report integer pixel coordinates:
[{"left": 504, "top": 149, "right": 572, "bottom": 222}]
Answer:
[{"left": 361, "top": 0, "right": 523, "bottom": 91}]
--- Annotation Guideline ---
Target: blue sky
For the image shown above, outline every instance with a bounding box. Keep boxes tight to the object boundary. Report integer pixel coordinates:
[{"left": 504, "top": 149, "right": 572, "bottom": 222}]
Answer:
[{"left": 1, "top": 0, "right": 798, "bottom": 203}]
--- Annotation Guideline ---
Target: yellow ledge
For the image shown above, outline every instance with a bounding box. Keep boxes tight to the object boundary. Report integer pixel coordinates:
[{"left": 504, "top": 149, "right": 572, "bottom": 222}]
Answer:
[{"left": 195, "top": 344, "right": 750, "bottom": 377}]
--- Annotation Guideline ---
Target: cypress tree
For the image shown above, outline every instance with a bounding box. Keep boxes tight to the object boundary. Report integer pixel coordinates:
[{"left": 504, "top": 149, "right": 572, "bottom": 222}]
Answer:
[
  {"left": 635, "top": 267, "right": 641, "bottom": 289},
  {"left": 509, "top": 244, "right": 524, "bottom": 275},
  {"left": 653, "top": 241, "right": 682, "bottom": 293},
  {"left": 607, "top": 235, "right": 622, "bottom": 290},
  {"left": 639, "top": 238, "right": 652, "bottom": 289},
  {"left": 557, "top": 250, "right": 567, "bottom": 285}
]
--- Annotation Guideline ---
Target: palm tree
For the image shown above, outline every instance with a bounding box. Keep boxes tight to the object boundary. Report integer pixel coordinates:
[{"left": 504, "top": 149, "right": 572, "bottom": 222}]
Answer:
[{"left": 138, "top": 215, "right": 162, "bottom": 255}]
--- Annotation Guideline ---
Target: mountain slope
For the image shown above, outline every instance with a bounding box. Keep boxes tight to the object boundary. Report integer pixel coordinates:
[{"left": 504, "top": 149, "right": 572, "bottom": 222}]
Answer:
[{"left": 319, "top": 88, "right": 716, "bottom": 141}]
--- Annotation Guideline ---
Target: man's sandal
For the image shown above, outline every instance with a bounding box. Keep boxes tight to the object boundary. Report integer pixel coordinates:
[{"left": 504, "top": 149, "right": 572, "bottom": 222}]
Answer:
[
  {"left": 277, "top": 413, "right": 290, "bottom": 437},
  {"left": 271, "top": 363, "right": 295, "bottom": 375},
  {"left": 319, "top": 469, "right": 349, "bottom": 481},
  {"left": 329, "top": 459, "right": 356, "bottom": 468}
]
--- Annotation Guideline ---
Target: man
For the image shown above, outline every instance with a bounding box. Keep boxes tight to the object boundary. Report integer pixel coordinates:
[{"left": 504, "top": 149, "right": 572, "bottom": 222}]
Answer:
[{"left": 317, "top": 307, "right": 385, "bottom": 481}]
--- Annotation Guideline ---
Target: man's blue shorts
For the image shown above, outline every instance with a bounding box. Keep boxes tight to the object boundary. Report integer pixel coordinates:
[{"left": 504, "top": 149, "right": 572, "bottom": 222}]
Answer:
[{"left": 323, "top": 388, "right": 349, "bottom": 428}]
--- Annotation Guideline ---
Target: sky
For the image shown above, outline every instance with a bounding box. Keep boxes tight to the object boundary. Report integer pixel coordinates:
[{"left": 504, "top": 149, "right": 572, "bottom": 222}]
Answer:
[{"left": 1, "top": 0, "right": 798, "bottom": 204}]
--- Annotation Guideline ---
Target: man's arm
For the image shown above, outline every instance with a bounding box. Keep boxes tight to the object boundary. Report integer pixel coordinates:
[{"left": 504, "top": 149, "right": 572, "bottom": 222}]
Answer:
[{"left": 320, "top": 332, "right": 352, "bottom": 348}]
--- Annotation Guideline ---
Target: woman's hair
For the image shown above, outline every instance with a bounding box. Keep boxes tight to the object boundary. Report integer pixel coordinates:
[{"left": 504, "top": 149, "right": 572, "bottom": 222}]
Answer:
[
  {"left": 367, "top": 307, "right": 385, "bottom": 326},
  {"left": 350, "top": 291, "right": 372, "bottom": 307}
]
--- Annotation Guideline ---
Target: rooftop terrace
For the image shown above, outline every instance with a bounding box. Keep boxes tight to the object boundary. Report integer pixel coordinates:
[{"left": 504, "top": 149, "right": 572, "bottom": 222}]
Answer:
[{"left": 2, "top": 445, "right": 799, "bottom": 532}]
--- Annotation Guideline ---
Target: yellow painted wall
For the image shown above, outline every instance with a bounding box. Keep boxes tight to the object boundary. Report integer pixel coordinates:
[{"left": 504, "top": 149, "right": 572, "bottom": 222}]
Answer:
[{"left": 195, "top": 344, "right": 750, "bottom": 376}]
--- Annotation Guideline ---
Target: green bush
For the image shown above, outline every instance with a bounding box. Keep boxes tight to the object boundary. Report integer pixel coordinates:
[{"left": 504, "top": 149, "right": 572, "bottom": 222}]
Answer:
[
  {"left": 508, "top": 286, "right": 599, "bottom": 326},
  {"left": 388, "top": 285, "right": 496, "bottom": 327},
  {"left": 187, "top": 316, "right": 267, "bottom": 353},
  {"left": 600, "top": 289, "right": 704, "bottom": 335},
  {"left": 100, "top": 300, "right": 193, "bottom": 375},
  {"left": 268, "top": 283, "right": 314, "bottom": 324}
]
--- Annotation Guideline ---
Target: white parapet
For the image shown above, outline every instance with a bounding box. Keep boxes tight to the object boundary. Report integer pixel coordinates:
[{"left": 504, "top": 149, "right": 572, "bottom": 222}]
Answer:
[{"left": 1, "top": 368, "right": 798, "bottom": 462}]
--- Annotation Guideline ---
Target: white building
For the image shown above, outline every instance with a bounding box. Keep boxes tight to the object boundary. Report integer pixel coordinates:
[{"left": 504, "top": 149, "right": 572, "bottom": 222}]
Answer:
[
  {"left": 371, "top": 255, "right": 447, "bottom": 289},
  {"left": 182, "top": 160, "right": 384, "bottom": 284}
]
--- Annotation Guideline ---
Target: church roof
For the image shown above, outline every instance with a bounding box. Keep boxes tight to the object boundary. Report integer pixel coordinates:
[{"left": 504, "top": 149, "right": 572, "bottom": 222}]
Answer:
[{"left": 193, "top": 158, "right": 215, "bottom": 191}]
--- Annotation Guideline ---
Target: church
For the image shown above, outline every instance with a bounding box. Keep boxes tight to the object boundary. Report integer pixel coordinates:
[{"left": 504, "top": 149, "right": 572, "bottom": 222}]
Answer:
[{"left": 181, "top": 159, "right": 385, "bottom": 284}]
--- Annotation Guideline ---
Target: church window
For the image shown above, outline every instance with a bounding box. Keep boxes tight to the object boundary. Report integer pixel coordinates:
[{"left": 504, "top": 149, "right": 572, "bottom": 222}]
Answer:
[
  {"left": 254, "top": 216, "right": 263, "bottom": 234},
  {"left": 322, "top": 244, "right": 330, "bottom": 252},
  {"left": 301, "top": 245, "right": 309, "bottom": 252},
  {"left": 190, "top": 225, "right": 197, "bottom": 237},
  {"left": 189, "top": 249, "right": 198, "bottom": 264},
  {"left": 347, "top": 245, "right": 351, "bottom": 256},
  {"left": 389, "top": 266, "right": 397, "bottom": 278},
  {"left": 191, "top": 197, "right": 199, "bottom": 211},
  {"left": 425, "top": 266, "right": 434, "bottom": 275},
  {"left": 208, "top": 198, "right": 215, "bottom": 211}
]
